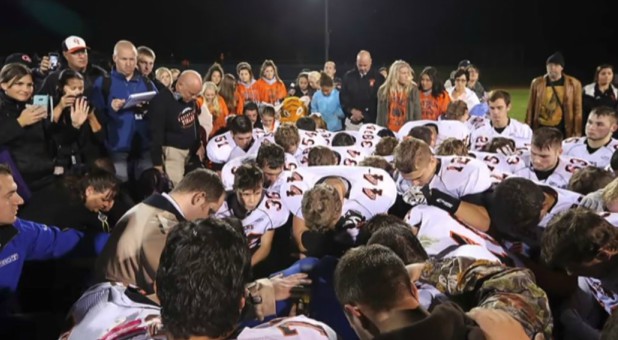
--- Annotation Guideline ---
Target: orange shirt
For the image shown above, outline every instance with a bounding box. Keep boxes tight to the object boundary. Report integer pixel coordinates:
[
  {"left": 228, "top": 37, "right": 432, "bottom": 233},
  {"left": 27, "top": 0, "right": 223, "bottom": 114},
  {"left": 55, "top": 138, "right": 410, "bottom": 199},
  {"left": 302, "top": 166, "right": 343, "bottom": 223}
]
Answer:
[
  {"left": 419, "top": 90, "right": 451, "bottom": 120},
  {"left": 197, "top": 95, "right": 229, "bottom": 138},
  {"left": 255, "top": 78, "right": 287, "bottom": 104},
  {"left": 236, "top": 81, "right": 260, "bottom": 114},
  {"left": 387, "top": 91, "right": 409, "bottom": 132}
]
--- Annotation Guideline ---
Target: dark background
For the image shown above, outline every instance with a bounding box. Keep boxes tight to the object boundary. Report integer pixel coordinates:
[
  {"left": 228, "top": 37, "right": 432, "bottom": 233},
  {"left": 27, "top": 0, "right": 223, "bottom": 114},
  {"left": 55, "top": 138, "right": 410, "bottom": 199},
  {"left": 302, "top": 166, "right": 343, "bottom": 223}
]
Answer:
[{"left": 1, "top": 0, "right": 616, "bottom": 85}]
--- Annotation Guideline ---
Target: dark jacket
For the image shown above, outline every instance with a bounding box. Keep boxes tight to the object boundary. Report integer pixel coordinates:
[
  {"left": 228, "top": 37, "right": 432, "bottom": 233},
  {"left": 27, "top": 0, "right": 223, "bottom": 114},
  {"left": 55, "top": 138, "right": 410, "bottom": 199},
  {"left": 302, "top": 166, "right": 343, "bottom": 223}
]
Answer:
[
  {"left": 37, "top": 65, "right": 107, "bottom": 97},
  {"left": 38, "top": 64, "right": 108, "bottom": 98},
  {"left": 339, "top": 68, "right": 385, "bottom": 124},
  {"left": 377, "top": 303, "right": 485, "bottom": 340},
  {"left": 148, "top": 90, "right": 199, "bottom": 166},
  {"left": 0, "top": 92, "right": 54, "bottom": 189}
]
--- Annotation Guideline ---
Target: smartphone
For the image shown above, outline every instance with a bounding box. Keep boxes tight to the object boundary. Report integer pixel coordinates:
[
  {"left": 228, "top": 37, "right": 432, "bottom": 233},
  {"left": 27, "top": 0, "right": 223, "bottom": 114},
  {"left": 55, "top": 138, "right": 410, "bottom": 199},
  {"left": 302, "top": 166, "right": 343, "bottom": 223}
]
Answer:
[
  {"left": 32, "top": 94, "right": 49, "bottom": 111},
  {"left": 48, "top": 52, "right": 59, "bottom": 71}
]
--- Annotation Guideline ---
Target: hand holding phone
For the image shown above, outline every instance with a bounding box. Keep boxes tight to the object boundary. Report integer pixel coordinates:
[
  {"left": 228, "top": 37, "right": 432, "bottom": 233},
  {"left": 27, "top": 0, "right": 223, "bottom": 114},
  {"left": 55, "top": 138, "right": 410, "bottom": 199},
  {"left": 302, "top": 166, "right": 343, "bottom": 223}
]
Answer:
[
  {"left": 48, "top": 53, "right": 59, "bottom": 71},
  {"left": 17, "top": 105, "right": 48, "bottom": 127}
]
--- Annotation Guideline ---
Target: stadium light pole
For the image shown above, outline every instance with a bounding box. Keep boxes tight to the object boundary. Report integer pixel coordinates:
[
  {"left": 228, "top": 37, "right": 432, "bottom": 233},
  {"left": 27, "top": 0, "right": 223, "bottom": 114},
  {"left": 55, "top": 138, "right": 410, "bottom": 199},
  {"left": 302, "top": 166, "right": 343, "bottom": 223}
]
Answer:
[{"left": 324, "top": 0, "right": 329, "bottom": 62}]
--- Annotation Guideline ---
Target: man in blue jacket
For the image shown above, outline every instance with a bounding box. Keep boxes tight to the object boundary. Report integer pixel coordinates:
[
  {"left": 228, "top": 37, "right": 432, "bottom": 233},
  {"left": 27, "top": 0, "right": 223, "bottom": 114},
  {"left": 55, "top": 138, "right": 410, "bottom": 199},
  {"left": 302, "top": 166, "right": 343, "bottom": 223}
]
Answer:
[
  {"left": 0, "top": 164, "right": 102, "bottom": 314},
  {"left": 90, "top": 40, "right": 157, "bottom": 182}
]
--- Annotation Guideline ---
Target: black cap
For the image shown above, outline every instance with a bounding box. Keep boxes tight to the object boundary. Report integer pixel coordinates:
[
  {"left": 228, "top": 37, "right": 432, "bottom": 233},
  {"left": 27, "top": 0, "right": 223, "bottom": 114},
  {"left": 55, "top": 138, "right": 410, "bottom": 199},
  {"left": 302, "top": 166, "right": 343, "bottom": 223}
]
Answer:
[
  {"left": 4, "top": 53, "right": 34, "bottom": 69},
  {"left": 457, "top": 59, "right": 471, "bottom": 68},
  {"left": 546, "top": 52, "right": 565, "bottom": 67}
]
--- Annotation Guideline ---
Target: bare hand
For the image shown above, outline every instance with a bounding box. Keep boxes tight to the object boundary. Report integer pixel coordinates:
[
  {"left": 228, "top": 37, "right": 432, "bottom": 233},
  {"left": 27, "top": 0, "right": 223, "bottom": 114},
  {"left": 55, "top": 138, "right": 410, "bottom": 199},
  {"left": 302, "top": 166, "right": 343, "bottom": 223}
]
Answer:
[
  {"left": 406, "top": 263, "right": 425, "bottom": 282},
  {"left": 154, "top": 165, "right": 164, "bottom": 173},
  {"left": 271, "top": 273, "right": 312, "bottom": 301},
  {"left": 59, "top": 93, "right": 77, "bottom": 109},
  {"left": 17, "top": 105, "right": 47, "bottom": 127},
  {"left": 70, "top": 97, "right": 90, "bottom": 128},
  {"left": 39, "top": 56, "right": 51, "bottom": 74},
  {"left": 467, "top": 308, "right": 537, "bottom": 340},
  {"left": 111, "top": 99, "right": 126, "bottom": 111}
]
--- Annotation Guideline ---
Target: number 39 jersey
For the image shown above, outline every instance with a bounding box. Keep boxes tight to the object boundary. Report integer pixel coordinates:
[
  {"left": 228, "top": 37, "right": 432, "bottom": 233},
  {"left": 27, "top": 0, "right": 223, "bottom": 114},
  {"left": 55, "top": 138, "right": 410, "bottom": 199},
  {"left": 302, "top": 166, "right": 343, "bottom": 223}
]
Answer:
[
  {"left": 280, "top": 166, "right": 397, "bottom": 221},
  {"left": 237, "top": 315, "right": 338, "bottom": 340},
  {"left": 404, "top": 205, "right": 508, "bottom": 262},
  {"left": 216, "top": 192, "right": 289, "bottom": 250}
]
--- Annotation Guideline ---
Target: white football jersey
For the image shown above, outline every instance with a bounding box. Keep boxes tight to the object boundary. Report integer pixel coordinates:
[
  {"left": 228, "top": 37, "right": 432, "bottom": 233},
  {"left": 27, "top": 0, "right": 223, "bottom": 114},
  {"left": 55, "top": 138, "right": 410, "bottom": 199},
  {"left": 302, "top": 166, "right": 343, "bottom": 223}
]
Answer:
[
  {"left": 216, "top": 192, "right": 290, "bottom": 250},
  {"left": 467, "top": 151, "right": 518, "bottom": 176},
  {"left": 538, "top": 185, "right": 583, "bottom": 228},
  {"left": 329, "top": 130, "right": 380, "bottom": 153},
  {"left": 237, "top": 315, "right": 338, "bottom": 340},
  {"left": 466, "top": 116, "right": 487, "bottom": 132},
  {"left": 470, "top": 118, "right": 532, "bottom": 151},
  {"left": 512, "top": 155, "right": 590, "bottom": 189},
  {"left": 299, "top": 145, "right": 369, "bottom": 167},
  {"left": 397, "top": 120, "right": 470, "bottom": 147},
  {"left": 562, "top": 137, "right": 618, "bottom": 168},
  {"left": 206, "top": 130, "right": 263, "bottom": 164},
  {"left": 396, "top": 156, "right": 493, "bottom": 198},
  {"left": 359, "top": 123, "right": 388, "bottom": 136},
  {"left": 65, "top": 282, "right": 163, "bottom": 340},
  {"left": 405, "top": 205, "right": 508, "bottom": 262},
  {"left": 280, "top": 166, "right": 397, "bottom": 221},
  {"left": 284, "top": 152, "right": 300, "bottom": 172},
  {"left": 221, "top": 155, "right": 257, "bottom": 191}
]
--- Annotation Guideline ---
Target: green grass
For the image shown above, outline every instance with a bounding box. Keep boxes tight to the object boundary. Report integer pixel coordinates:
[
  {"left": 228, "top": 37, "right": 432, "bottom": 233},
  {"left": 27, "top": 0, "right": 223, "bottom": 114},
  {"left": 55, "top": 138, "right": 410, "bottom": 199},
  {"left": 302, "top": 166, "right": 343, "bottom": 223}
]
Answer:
[{"left": 504, "top": 88, "right": 529, "bottom": 122}]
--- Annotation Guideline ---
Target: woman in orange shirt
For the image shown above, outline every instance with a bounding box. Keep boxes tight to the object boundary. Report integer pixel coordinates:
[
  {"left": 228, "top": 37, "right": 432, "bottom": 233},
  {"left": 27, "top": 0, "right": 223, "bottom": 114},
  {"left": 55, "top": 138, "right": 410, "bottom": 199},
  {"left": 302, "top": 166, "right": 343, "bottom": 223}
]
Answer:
[
  {"left": 255, "top": 59, "right": 287, "bottom": 105},
  {"left": 418, "top": 66, "right": 451, "bottom": 120},
  {"left": 219, "top": 74, "right": 239, "bottom": 115},
  {"left": 199, "top": 81, "right": 229, "bottom": 137},
  {"left": 235, "top": 62, "right": 259, "bottom": 114}
]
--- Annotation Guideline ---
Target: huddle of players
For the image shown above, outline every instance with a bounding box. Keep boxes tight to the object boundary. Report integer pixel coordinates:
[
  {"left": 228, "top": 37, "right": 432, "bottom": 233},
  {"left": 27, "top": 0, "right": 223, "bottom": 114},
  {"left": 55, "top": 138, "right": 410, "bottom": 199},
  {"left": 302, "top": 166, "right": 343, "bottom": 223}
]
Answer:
[{"left": 63, "top": 89, "right": 618, "bottom": 339}]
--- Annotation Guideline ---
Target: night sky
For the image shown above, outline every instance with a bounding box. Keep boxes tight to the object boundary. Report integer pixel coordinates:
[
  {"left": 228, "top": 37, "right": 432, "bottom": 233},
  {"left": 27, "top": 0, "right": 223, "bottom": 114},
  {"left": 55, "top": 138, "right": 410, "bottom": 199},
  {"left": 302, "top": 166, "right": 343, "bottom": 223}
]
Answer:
[{"left": 1, "top": 0, "right": 616, "bottom": 83}]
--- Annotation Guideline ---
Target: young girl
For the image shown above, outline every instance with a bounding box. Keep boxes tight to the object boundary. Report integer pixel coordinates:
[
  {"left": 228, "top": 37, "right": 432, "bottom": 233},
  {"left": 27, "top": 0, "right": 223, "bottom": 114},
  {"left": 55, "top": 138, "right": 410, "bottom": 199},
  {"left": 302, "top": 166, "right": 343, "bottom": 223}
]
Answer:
[
  {"left": 51, "top": 69, "right": 100, "bottom": 174},
  {"left": 376, "top": 60, "right": 422, "bottom": 132},
  {"left": 418, "top": 66, "right": 451, "bottom": 120},
  {"left": 255, "top": 60, "right": 286, "bottom": 105},
  {"left": 199, "top": 81, "right": 229, "bottom": 137},
  {"left": 235, "top": 62, "right": 259, "bottom": 114}
]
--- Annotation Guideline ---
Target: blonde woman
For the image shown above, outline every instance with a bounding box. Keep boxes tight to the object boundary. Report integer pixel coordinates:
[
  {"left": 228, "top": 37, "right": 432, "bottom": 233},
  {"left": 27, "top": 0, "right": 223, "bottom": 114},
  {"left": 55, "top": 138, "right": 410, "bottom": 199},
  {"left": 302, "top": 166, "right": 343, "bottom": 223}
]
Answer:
[
  {"left": 198, "top": 81, "right": 229, "bottom": 137},
  {"left": 376, "top": 60, "right": 421, "bottom": 132},
  {"left": 155, "top": 67, "right": 173, "bottom": 90},
  {"left": 255, "top": 60, "right": 287, "bottom": 105}
]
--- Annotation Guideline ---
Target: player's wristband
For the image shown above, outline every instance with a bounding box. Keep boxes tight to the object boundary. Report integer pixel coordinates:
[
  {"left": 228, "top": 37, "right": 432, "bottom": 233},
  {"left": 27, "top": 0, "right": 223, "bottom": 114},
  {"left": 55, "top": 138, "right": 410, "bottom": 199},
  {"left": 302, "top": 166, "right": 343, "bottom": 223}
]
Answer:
[{"left": 427, "top": 189, "right": 461, "bottom": 215}]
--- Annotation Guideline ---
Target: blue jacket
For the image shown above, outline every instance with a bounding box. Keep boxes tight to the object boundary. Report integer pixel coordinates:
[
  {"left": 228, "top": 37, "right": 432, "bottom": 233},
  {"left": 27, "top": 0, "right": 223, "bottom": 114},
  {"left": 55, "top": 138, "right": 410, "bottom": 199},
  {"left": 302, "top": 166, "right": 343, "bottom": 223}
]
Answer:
[
  {"left": 311, "top": 89, "right": 345, "bottom": 131},
  {"left": 0, "top": 218, "right": 108, "bottom": 312},
  {"left": 91, "top": 71, "right": 156, "bottom": 152}
]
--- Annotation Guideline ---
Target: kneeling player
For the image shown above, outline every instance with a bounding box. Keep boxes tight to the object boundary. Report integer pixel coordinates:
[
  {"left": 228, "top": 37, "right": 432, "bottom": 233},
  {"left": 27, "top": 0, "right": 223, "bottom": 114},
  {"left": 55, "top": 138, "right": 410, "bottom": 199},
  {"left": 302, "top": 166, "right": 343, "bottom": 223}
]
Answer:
[
  {"left": 393, "top": 138, "right": 492, "bottom": 231},
  {"left": 217, "top": 164, "right": 289, "bottom": 266},
  {"left": 280, "top": 166, "right": 397, "bottom": 257}
]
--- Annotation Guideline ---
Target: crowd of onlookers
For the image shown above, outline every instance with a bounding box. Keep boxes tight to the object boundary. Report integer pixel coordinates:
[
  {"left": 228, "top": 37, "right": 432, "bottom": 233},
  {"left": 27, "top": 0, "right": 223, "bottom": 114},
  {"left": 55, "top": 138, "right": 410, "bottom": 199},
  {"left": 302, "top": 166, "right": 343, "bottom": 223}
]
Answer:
[{"left": 2, "top": 34, "right": 618, "bottom": 339}]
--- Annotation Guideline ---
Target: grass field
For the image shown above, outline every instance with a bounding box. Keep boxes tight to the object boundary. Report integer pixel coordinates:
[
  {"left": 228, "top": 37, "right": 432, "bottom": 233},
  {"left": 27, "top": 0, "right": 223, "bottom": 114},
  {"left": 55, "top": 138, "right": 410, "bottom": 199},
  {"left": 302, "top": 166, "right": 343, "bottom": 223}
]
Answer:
[{"left": 503, "top": 88, "right": 529, "bottom": 122}]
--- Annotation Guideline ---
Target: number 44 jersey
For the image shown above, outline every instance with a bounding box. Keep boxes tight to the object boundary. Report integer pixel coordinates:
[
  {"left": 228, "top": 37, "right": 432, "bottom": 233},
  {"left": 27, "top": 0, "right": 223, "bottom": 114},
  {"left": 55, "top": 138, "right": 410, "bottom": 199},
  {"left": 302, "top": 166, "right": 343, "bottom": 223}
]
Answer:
[{"left": 280, "top": 166, "right": 397, "bottom": 221}]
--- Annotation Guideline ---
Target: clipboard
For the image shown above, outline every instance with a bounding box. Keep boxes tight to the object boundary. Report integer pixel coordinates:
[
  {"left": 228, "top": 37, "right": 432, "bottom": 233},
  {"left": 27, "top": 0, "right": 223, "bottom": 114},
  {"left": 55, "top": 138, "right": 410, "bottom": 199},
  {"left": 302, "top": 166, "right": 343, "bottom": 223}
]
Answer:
[{"left": 123, "top": 91, "right": 157, "bottom": 109}]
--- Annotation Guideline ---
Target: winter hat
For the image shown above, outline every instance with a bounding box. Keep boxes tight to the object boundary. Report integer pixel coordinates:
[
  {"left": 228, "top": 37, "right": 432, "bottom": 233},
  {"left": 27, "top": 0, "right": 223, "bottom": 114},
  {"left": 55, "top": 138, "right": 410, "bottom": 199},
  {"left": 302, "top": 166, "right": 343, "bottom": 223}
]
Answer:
[{"left": 546, "top": 52, "right": 565, "bottom": 67}]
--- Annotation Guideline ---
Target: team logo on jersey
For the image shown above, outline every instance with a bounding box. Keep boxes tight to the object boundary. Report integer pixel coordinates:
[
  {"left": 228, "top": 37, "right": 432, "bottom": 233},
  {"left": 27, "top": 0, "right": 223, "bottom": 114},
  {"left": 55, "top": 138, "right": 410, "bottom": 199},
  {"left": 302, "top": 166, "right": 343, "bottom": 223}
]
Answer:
[
  {"left": 286, "top": 172, "right": 304, "bottom": 183},
  {"left": 362, "top": 187, "right": 383, "bottom": 200},
  {"left": 286, "top": 185, "right": 304, "bottom": 197}
]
